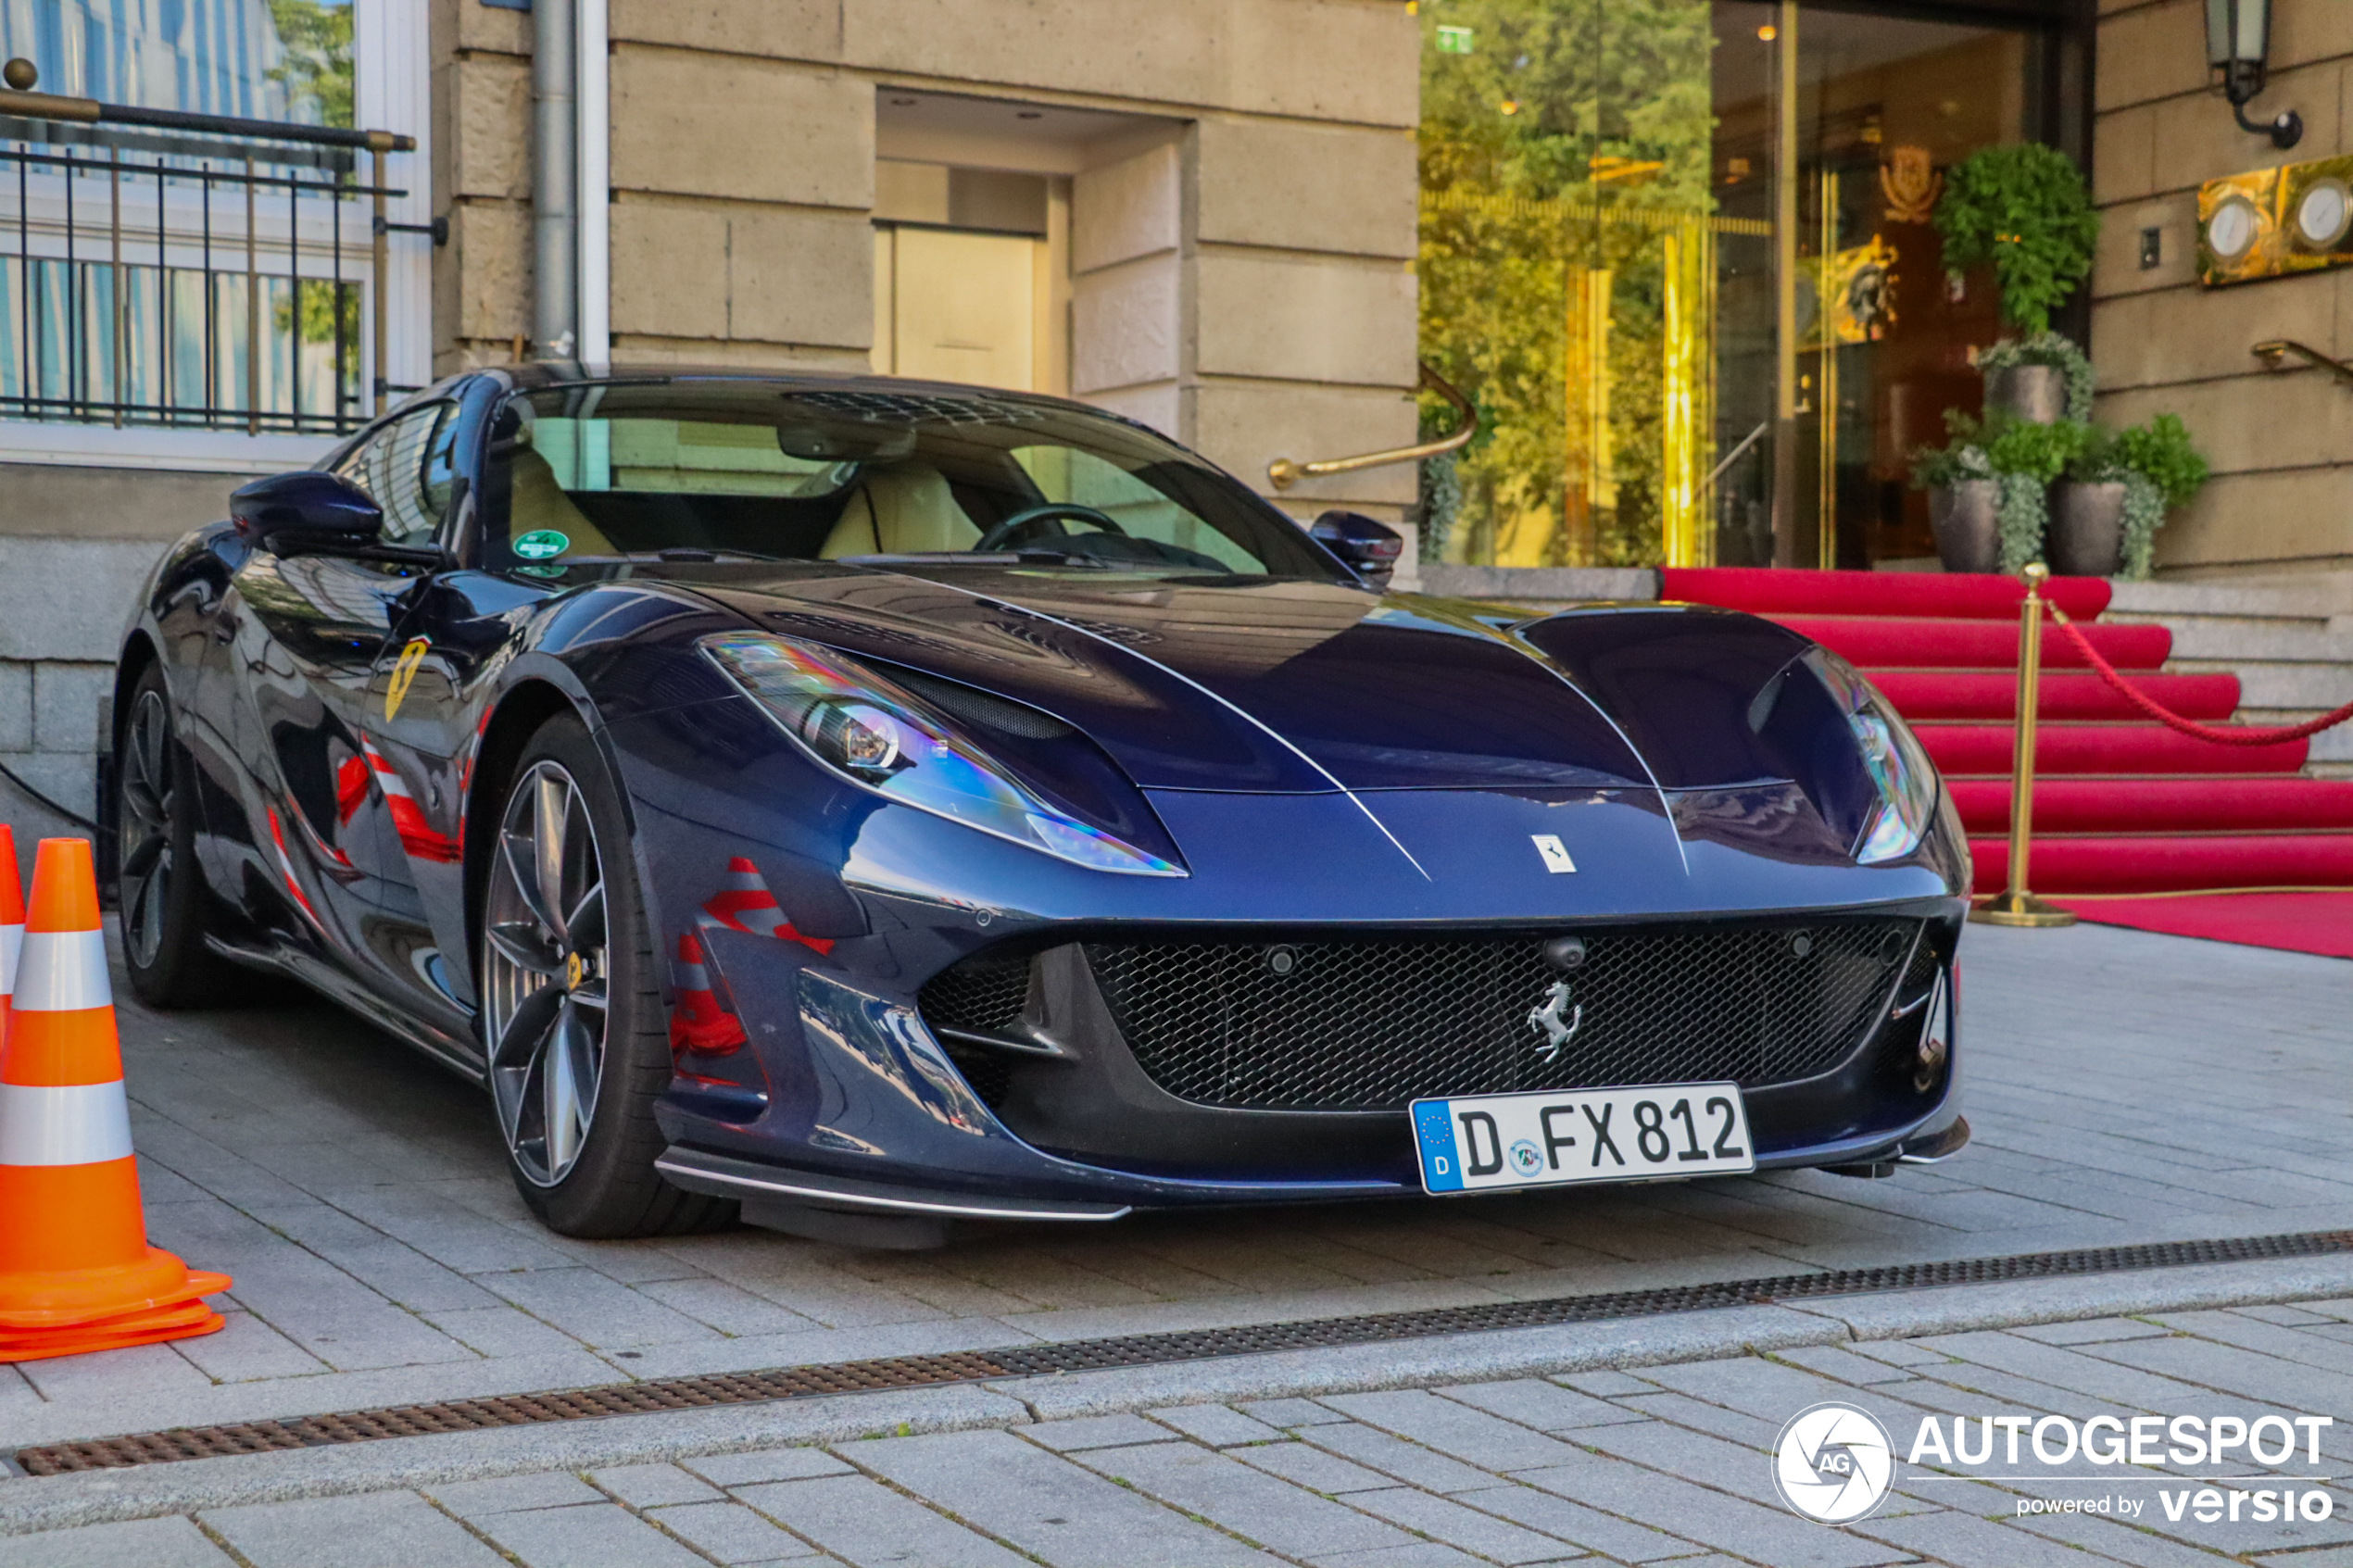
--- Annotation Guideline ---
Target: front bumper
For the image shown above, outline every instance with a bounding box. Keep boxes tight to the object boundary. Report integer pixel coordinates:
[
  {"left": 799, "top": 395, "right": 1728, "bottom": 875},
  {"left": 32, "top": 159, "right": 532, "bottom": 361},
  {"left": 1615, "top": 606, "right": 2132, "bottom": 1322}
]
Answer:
[{"left": 650, "top": 903, "right": 1968, "bottom": 1219}]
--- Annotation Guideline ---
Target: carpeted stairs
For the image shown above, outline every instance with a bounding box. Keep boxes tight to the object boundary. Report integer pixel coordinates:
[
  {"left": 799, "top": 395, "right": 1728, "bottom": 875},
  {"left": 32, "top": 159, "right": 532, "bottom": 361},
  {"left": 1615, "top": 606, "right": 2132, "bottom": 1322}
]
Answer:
[{"left": 1660, "top": 568, "right": 2353, "bottom": 908}]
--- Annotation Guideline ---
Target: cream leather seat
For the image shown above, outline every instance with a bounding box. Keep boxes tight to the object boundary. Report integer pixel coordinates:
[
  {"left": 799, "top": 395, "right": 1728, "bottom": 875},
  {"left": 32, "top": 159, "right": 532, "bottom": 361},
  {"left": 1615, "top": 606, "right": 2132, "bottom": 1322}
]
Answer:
[
  {"left": 819, "top": 465, "right": 981, "bottom": 558},
  {"left": 509, "top": 445, "right": 621, "bottom": 557}
]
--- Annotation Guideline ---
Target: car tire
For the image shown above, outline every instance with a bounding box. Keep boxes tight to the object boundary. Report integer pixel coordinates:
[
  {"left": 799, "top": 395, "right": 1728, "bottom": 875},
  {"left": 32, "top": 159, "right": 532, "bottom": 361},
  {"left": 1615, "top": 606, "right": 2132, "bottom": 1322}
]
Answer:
[
  {"left": 115, "top": 664, "right": 244, "bottom": 1009},
  {"left": 479, "top": 712, "right": 734, "bottom": 1238}
]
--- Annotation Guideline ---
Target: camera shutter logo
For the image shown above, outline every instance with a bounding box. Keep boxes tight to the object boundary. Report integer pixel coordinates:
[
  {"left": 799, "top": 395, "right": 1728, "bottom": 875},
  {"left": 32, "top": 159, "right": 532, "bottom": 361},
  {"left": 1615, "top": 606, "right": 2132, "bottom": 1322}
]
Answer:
[{"left": 1772, "top": 1402, "right": 1894, "bottom": 1524}]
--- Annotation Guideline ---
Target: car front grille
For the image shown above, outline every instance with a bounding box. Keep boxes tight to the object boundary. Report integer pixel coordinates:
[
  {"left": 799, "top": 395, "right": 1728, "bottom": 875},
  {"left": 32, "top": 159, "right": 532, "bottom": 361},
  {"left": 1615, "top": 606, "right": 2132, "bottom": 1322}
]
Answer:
[{"left": 1082, "top": 920, "right": 1923, "bottom": 1111}]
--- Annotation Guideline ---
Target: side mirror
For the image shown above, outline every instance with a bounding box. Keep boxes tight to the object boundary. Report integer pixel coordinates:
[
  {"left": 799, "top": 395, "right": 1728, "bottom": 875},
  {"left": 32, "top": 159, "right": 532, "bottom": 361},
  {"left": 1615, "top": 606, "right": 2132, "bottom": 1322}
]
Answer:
[
  {"left": 231, "top": 471, "right": 384, "bottom": 557},
  {"left": 1310, "top": 510, "right": 1403, "bottom": 588}
]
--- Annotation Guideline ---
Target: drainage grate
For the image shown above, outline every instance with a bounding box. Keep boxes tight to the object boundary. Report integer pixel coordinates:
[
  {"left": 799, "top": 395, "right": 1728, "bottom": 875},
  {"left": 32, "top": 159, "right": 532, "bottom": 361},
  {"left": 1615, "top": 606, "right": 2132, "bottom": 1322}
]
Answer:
[{"left": 17, "top": 1228, "right": 2350, "bottom": 1477}]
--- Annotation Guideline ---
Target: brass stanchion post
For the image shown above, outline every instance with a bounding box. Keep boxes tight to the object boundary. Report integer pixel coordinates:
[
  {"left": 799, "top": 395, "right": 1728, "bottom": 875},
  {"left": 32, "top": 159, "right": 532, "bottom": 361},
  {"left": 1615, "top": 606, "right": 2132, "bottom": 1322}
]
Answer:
[{"left": 1971, "top": 562, "right": 2077, "bottom": 927}]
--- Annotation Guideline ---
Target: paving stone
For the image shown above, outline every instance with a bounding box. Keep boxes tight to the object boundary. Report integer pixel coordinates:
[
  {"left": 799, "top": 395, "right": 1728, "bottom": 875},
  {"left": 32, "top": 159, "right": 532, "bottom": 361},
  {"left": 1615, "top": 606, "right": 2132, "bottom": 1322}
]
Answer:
[
  {"left": 484, "top": 1267, "right": 725, "bottom": 1350},
  {"left": 1611, "top": 1390, "right": 1783, "bottom": 1452},
  {"left": 1080, "top": 1441, "right": 1416, "bottom": 1558},
  {"left": 734, "top": 1475, "right": 1031, "bottom": 1567},
  {"left": 2011, "top": 1317, "right": 2175, "bottom": 1346},
  {"left": 846, "top": 1428, "right": 1278, "bottom": 1566},
  {"left": 1236, "top": 1438, "right": 1405, "bottom": 1496},
  {"left": 646, "top": 1500, "right": 816, "bottom": 1563},
  {"left": 1850, "top": 1340, "right": 1951, "bottom": 1368},
  {"left": 1148, "top": 1403, "right": 1285, "bottom": 1447},
  {"left": 1437, "top": 1377, "right": 1649, "bottom": 1432},
  {"left": 169, "top": 1308, "right": 334, "bottom": 1383},
  {"left": 423, "top": 1305, "right": 585, "bottom": 1358},
  {"left": 2011, "top": 1508, "right": 2249, "bottom": 1568},
  {"left": 1302, "top": 1419, "right": 1505, "bottom": 1494},
  {"left": 1769, "top": 1344, "right": 1922, "bottom": 1386},
  {"left": 0, "top": 1515, "right": 235, "bottom": 1568},
  {"left": 686, "top": 1448, "right": 854, "bottom": 1486},
  {"left": 1303, "top": 1545, "right": 1487, "bottom": 1568},
  {"left": 1451, "top": 1485, "right": 1699, "bottom": 1563},
  {"left": 1857, "top": 1509, "right": 2135, "bottom": 1567},
  {"left": 429, "top": 1471, "right": 605, "bottom": 1517},
  {"left": 1553, "top": 1371, "right": 1656, "bottom": 1398},
  {"left": 1325, "top": 1389, "right": 1592, "bottom": 1474},
  {"left": 477, "top": 1501, "right": 711, "bottom": 1567},
  {"left": 1514, "top": 1452, "right": 1909, "bottom": 1567},
  {"left": 1343, "top": 1486, "right": 1584, "bottom": 1565},
  {"left": 1019, "top": 1412, "right": 1169, "bottom": 1451},
  {"left": 592, "top": 1462, "right": 724, "bottom": 1508},
  {"left": 1236, "top": 1397, "right": 1353, "bottom": 1428},
  {"left": 202, "top": 1491, "right": 506, "bottom": 1567}
]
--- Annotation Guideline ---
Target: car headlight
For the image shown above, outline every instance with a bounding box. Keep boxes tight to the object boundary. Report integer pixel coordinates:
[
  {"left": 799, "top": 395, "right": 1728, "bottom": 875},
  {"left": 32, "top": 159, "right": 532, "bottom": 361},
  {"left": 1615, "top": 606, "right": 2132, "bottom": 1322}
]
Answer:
[
  {"left": 700, "top": 633, "right": 1183, "bottom": 876},
  {"left": 1805, "top": 647, "right": 1941, "bottom": 866}
]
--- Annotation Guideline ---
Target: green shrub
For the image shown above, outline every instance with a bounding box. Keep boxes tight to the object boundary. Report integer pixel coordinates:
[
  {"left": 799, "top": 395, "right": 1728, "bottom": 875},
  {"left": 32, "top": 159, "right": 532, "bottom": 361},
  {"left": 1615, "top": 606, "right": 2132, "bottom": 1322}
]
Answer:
[{"left": 1935, "top": 145, "right": 2100, "bottom": 335}]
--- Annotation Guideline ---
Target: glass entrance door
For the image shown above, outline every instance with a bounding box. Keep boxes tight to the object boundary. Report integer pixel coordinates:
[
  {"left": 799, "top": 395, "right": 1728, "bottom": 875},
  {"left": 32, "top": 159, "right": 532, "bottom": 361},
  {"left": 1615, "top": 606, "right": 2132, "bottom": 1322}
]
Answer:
[{"left": 1417, "top": 0, "right": 2058, "bottom": 571}]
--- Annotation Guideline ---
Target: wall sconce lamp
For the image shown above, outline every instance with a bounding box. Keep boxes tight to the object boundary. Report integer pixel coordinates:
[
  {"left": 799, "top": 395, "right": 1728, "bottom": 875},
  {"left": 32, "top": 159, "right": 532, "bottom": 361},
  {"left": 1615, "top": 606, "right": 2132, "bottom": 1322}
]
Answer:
[{"left": 2208, "top": 0, "right": 2303, "bottom": 149}]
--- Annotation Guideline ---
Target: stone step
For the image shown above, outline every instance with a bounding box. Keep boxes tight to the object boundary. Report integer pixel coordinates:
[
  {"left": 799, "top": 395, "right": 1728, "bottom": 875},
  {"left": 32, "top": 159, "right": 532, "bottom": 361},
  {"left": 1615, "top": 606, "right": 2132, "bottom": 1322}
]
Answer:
[{"left": 2127, "top": 619, "right": 2353, "bottom": 663}]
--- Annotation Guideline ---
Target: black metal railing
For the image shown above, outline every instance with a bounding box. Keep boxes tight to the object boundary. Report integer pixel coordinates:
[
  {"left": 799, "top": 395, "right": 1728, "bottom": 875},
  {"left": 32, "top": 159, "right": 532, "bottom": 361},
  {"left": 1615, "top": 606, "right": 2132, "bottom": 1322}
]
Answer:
[{"left": 1, "top": 67, "right": 416, "bottom": 436}]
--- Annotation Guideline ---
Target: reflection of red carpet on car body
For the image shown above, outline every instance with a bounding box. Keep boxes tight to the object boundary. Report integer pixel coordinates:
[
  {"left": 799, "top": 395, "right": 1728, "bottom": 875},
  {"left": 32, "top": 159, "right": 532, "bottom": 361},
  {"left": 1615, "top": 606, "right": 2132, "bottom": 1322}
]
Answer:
[{"left": 1664, "top": 568, "right": 2353, "bottom": 957}]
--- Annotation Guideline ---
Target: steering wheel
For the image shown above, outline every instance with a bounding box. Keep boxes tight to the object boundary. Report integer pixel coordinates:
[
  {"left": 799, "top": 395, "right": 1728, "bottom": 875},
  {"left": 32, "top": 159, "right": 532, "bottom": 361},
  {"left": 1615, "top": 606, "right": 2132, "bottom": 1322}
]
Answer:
[{"left": 975, "top": 503, "right": 1126, "bottom": 554}]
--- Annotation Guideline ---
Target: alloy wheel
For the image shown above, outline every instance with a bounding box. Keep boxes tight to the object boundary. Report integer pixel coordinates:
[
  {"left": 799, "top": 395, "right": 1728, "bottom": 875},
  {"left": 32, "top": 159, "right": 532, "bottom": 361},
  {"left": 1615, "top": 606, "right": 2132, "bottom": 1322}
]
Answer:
[
  {"left": 483, "top": 760, "right": 610, "bottom": 1186},
  {"left": 116, "top": 688, "right": 178, "bottom": 970}
]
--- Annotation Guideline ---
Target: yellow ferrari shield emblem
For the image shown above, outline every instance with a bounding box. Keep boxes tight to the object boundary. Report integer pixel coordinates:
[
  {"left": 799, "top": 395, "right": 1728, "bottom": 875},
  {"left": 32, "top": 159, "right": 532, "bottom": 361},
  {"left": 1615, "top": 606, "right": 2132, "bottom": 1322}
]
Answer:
[{"left": 384, "top": 638, "right": 431, "bottom": 721}]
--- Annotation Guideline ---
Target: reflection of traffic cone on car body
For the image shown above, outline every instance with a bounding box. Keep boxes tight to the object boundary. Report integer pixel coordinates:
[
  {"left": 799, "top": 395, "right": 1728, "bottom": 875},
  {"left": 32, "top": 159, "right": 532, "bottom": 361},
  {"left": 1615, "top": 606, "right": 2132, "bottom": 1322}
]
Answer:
[
  {"left": 703, "top": 857, "right": 832, "bottom": 953},
  {"left": 669, "top": 934, "right": 748, "bottom": 1056},
  {"left": 0, "top": 837, "right": 231, "bottom": 1361}
]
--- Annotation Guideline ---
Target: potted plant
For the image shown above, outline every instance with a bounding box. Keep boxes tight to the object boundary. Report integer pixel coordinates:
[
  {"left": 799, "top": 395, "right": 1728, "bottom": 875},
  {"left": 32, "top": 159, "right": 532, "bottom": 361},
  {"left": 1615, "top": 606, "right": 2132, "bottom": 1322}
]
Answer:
[
  {"left": 1975, "top": 332, "right": 2094, "bottom": 427},
  {"left": 2050, "top": 428, "right": 2128, "bottom": 577},
  {"left": 2112, "top": 414, "right": 2211, "bottom": 578},
  {"left": 1910, "top": 433, "right": 1998, "bottom": 574},
  {"left": 1920, "top": 411, "right": 2093, "bottom": 573},
  {"left": 1935, "top": 144, "right": 2101, "bottom": 338}
]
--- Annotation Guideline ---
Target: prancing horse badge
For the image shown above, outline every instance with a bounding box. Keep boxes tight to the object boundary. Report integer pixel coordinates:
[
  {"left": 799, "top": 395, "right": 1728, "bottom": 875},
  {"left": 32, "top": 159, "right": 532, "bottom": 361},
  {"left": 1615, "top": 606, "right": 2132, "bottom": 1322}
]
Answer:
[
  {"left": 384, "top": 638, "right": 431, "bottom": 721},
  {"left": 1531, "top": 834, "right": 1577, "bottom": 873}
]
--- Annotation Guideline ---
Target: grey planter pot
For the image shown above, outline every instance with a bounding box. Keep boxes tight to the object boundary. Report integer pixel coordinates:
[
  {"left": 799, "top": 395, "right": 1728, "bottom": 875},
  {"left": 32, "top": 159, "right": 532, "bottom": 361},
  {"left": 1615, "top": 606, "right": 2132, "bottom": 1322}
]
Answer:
[
  {"left": 1929, "top": 480, "right": 2002, "bottom": 574},
  {"left": 1986, "top": 364, "right": 2068, "bottom": 424},
  {"left": 2048, "top": 480, "right": 2127, "bottom": 578}
]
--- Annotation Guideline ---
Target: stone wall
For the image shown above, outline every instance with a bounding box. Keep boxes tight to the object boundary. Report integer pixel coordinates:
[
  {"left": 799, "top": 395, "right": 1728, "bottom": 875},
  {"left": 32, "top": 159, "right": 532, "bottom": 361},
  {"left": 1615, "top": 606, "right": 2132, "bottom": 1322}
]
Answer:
[
  {"left": 433, "top": 0, "right": 1424, "bottom": 530},
  {"left": 2094, "top": 0, "right": 2353, "bottom": 576}
]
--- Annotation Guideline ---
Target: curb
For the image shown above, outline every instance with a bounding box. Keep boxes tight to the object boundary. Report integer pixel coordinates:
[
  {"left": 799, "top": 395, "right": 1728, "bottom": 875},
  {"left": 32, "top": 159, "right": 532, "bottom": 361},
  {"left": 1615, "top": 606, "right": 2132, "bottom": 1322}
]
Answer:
[{"left": 5, "top": 1250, "right": 2352, "bottom": 1535}]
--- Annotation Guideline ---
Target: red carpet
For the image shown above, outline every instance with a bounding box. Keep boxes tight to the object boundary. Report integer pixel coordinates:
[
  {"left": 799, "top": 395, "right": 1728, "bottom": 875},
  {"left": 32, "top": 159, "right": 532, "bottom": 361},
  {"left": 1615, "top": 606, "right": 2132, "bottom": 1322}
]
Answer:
[
  {"left": 2059, "top": 894, "right": 2353, "bottom": 960},
  {"left": 1661, "top": 568, "right": 2353, "bottom": 922}
]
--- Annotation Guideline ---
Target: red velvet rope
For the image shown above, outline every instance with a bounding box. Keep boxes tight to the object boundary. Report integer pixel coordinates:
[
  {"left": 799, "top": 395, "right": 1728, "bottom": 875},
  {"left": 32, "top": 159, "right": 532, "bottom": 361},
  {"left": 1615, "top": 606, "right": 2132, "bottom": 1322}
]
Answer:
[{"left": 2046, "top": 605, "right": 2353, "bottom": 746}]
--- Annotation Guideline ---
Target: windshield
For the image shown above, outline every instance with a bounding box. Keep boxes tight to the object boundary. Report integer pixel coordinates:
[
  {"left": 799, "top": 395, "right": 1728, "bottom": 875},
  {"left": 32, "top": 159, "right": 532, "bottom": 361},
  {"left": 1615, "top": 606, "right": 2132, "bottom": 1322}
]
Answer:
[{"left": 486, "top": 382, "right": 1339, "bottom": 579}]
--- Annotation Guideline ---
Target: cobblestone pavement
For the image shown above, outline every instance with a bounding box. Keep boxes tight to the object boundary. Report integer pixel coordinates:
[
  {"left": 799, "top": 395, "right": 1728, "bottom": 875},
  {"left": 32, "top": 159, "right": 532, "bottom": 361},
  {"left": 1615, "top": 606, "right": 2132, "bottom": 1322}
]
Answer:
[
  {"left": 3, "top": 920, "right": 2347, "bottom": 1455},
  {"left": 14, "top": 1294, "right": 2353, "bottom": 1566}
]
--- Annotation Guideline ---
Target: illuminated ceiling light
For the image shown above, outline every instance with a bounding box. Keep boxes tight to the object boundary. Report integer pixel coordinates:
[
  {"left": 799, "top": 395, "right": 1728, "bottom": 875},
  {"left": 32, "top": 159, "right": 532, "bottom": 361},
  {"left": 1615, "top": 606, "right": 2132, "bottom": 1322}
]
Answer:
[{"left": 1758, "top": 23, "right": 1777, "bottom": 42}]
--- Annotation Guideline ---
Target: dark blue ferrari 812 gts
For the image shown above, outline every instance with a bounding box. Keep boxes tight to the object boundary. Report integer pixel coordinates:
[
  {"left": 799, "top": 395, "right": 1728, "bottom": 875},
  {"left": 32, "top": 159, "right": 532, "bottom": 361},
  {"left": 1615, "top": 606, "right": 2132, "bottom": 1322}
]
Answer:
[{"left": 112, "top": 366, "right": 1968, "bottom": 1246}]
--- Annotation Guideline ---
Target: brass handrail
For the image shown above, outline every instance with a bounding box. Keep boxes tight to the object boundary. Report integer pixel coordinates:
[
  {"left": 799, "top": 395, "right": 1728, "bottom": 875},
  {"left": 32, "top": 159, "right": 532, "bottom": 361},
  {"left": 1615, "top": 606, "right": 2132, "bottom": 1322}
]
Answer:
[
  {"left": 1969, "top": 562, "right": 2076, "bottom": 928},
  {"left": 2253, "top": 339, "right": 2353, "bottom": 386},
  {"left": 1267, "top": 362, "right": 1478, "bottom": 492}
]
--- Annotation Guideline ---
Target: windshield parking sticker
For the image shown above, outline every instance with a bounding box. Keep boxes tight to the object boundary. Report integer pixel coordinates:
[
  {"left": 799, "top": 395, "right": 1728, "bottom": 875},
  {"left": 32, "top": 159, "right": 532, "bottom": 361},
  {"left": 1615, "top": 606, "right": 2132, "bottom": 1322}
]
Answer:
[{"left": 514, "top": 529, "right": 569, "bottom": 559}]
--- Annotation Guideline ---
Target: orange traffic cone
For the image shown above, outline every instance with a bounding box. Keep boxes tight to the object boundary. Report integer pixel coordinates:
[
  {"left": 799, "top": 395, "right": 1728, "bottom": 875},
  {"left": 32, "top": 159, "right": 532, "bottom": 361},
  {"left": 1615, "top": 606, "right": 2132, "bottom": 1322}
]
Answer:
[
  {"left": 0, "top": 837, "right": 231, "bottom": 1361},
  {"left": 668, "top": 934, "right": 747, "bottom": 1056},
  {"left": 0, "top": 824, "right": 20, "bottom": 1044}
]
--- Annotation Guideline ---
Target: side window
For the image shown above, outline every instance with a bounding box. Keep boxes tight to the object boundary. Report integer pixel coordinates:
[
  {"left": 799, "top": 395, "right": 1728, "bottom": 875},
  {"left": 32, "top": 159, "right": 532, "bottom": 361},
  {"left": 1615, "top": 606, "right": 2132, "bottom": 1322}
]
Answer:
[{"left": 332, "top": 404, "right": 457, "bottom": 548}]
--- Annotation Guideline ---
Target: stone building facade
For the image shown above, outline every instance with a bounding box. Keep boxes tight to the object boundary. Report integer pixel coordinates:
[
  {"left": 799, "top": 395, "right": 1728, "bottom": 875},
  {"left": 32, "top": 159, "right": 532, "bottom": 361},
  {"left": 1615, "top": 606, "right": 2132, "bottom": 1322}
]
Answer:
[{"left": 2095, "top": 0, "right": 2353, "bottom": 579}]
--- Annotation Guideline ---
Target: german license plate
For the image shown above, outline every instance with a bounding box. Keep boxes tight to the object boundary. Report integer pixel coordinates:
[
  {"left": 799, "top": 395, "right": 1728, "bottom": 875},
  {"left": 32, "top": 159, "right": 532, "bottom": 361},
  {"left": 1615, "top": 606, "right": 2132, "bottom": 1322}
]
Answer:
[{"left": 1411, "top": 1083, "right": 1755, "bottom": 1194}]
